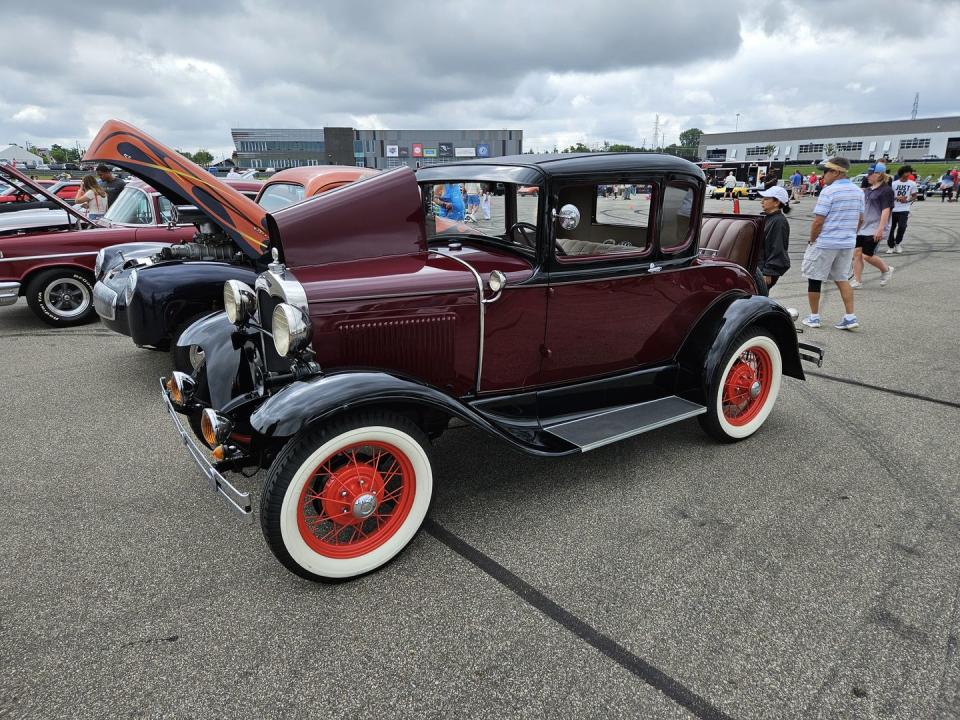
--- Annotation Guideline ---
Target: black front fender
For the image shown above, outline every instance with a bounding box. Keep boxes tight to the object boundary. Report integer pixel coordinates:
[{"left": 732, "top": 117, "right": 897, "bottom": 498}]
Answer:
[
  {"left": 677, "top": 294, "right": 805, "bottom": 399},
  {"left": 250, "top": 371, "right": 579, "bottom": 457},
  {"left": 178, "top": 311, "right": 257, "bottom": 409}
]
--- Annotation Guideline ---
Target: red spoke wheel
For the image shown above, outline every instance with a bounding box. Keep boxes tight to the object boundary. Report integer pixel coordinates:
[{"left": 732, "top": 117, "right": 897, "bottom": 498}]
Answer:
[
  {"left": 260, "top": 412, "right": 433, "bottom": 581},
  {"left": 699, "top": 327, "right": 782, "bottom": 442}
]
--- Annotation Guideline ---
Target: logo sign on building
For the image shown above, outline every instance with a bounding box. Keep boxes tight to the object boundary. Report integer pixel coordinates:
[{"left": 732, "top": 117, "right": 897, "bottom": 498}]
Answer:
[
  {"left": 399, "top": 146, "right": 409, "bottom": 158},
  {"left": 385, "top": 145, "right": 399, "bottom": 158},
  {"left": 476, "top": 143, "right": 490, "bottom": 158},
  {"left": 454, "top": 147, "right": 476, "bottom": 157},
  {"left": 423, "top": 147, "right": 438, "bottom": 158},
  {"left": 438, "top": 142, "right": 454, "bottom": 158},
  {"left": 412, "top": 143, "right": 423, "bottom": 158}
]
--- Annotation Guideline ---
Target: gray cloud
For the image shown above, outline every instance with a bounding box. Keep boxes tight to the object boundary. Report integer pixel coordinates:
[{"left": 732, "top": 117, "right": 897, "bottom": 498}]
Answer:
[{"left": 0, "top": 1, "right": 956, "bottom": 157}]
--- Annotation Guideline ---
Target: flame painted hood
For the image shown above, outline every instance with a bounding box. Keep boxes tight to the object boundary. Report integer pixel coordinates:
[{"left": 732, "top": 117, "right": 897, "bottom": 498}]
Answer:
[{"left": 83, "top": 119, "right": 269, "bottom": 259}]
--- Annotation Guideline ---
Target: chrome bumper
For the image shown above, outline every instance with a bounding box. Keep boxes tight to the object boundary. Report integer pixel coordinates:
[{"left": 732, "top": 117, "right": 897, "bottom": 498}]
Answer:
[
  {"left": 160, "top": 378, "right": 253, "bottom": 520},
  {"left": 798, "top": 341, "right": 825, "bottom": 368},
  {"left": 0, "top": 281, "right": 20, "bottom": 306},
  {"left": 93, "top": 281, "right": 118, "bottom": 320}
]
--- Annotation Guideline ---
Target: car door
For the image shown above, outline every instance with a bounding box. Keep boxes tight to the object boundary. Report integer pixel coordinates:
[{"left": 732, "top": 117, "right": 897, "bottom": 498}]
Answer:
[{"left": 541, "top": 179, "right": 699, "bottom": 386}]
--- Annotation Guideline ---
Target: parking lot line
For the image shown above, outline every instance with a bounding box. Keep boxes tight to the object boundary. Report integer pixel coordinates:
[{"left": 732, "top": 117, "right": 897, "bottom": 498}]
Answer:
[{"left": 424, "top": 518, "right": 739, "bottom": 720}]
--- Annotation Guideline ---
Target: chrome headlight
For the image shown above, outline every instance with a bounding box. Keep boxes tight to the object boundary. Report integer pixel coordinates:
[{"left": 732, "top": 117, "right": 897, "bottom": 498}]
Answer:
[
  {"left": 94, "top": 249, "right": 105, "bottom": 278},
  {"left": 223, "top": 280, "right": 256, "bottom": 325},
  {"left": 125, "top": 268, "right": 138, "bottom": 304},
  {"left": 272, "top": 303, "right": 311, "bottom": 357}
]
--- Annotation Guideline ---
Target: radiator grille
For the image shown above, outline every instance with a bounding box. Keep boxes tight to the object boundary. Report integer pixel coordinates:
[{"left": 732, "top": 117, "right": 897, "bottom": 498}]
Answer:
[{"left": 337, "top": 314, "right": 456, "bottom": 382}]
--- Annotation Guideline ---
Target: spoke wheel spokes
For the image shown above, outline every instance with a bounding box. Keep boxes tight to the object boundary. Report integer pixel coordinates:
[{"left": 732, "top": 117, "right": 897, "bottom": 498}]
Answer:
[
  {"left": 722, "top": 346, "right": 772, "bottom": 425},
  {"left": 297, "top": 441, "right": 416, "bottom": 559}
]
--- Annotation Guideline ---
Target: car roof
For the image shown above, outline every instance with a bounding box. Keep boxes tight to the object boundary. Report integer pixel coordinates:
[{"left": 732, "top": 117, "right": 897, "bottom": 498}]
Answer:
[
  {"left": 417, "top": 152, "right": 704, "bottom": 184},
  {"left": 265, "top": 166, "right": 379, "bottom": 197}
]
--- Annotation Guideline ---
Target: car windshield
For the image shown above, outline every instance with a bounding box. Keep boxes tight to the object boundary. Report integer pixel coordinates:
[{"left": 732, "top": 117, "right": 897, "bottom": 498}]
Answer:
[
  {"left": 103, "top": 187, "right": 153, "bottom": 224},
  {"left": 258, "top": 182, "right": 305, "bottom": 212},
  {"left": 420, "top": 181, "right": 539, "bottom": 251}
]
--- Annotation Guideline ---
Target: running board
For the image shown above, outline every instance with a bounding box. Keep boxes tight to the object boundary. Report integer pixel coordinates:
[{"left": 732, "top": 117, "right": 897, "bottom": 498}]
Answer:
[{"left": 542, "top": 396, "right": 706, "bottom": 453}]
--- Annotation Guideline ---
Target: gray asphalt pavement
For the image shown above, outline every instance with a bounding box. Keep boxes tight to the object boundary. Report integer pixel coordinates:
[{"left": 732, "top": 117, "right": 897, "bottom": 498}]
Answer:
[{"left": 1, "top": 197, "right": 958, "bottom": 719}]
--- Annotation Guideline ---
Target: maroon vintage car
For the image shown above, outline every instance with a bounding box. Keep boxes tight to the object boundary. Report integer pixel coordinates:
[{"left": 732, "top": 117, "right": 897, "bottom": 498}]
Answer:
[
  {"left": 157, "top": 152, "right": 823, "bottom": 582},
  {"left": 0, "top": 163, "right": 259, "bottom": 326}
]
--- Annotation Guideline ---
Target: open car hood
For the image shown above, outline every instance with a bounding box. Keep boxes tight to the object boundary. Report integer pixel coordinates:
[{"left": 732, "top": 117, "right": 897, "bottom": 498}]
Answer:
[
  {"left": 0, "top": 163, "right": 102, "bottom": 227},
  {"left": 83, "top": 119, "right": 269, "bottom": 260}
]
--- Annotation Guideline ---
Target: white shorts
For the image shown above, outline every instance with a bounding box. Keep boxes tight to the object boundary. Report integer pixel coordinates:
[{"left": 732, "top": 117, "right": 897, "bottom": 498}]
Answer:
[{"left": 802, "top": 245, "right": 855, "bottom": 282}]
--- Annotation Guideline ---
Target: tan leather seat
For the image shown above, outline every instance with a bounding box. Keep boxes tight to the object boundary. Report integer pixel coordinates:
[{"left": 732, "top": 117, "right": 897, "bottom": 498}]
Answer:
[
  {"left": 557, "top": 238, "right": 635, "bottom": 256},
  {"left": 698, "top": 217, "right": 757, "bottom": 270}
]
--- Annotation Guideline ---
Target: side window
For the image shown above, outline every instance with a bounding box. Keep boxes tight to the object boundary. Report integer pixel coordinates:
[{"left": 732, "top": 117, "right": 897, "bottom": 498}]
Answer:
[
  {"left": 555, "top": 183, "right": 654, "bottom": 261},
  {"left": 258, "top": 183, "right": 305, "bottom": 212},
  {"left": 158, "top": 196, "right": 174, "bottom": 223},
  {"left": 660, "top": 184, "right": 696, "bottom": 252}
]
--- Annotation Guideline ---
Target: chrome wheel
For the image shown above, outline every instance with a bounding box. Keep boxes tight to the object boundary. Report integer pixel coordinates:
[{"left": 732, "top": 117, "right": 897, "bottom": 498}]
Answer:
[{"left": 43, "top": 278, "right": 91, "bottom": 319}]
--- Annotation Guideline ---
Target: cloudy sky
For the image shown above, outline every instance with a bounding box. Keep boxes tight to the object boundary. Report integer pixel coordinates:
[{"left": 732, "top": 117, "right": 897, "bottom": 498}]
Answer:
[{"left": 1, "top": 0, "right": 956, "bottom": 159}]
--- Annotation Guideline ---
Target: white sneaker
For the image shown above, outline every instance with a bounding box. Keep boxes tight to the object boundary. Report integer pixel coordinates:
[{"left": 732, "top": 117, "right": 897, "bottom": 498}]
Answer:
[
  {"left": 849, "top": 279, "right": 863, "bottom": 288},
  {"left": 895, "top": 245, "right": 903, "bottom": 254},
  {"left": 880, "top": 266, "right": 894, "bottom": 287},
  {"left": 884, "top": 248, "right": 895, "bottom": 255}
]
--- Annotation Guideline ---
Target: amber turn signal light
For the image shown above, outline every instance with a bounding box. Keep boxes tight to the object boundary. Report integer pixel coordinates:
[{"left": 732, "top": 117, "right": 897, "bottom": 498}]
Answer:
[
  {"left": 212, "top": 445, "right": 226, "bottom": 462},
  {"left": 165, "top": 376, "right": 182, "bottom": 405}
]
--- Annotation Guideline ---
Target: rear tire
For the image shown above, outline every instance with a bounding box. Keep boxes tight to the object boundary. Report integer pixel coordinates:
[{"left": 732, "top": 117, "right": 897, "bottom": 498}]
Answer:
[
  {"left": 698, "top": 327, "right": 782, "bottom": 443},
  {"left": 26, "top": 268, "right": 96, "bottom": 327},
  {"left": 260, "top": 411, "right": 433, "bottom": 582}
]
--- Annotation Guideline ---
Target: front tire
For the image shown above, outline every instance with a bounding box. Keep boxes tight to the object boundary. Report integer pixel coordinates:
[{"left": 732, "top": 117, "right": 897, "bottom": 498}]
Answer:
[
  {"left": 698, "top": 327, "right": 782, "bottom": 443},
  {"left": 261, "top": 412, "right": 433, "bottom": 581},
  {"left": 26, "top": 268, "right": 96, "bottom": 327}
]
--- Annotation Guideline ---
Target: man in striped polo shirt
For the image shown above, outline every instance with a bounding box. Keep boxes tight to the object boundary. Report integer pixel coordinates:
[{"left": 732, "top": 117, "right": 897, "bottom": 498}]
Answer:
[{"left": 801, "top": 156, "right": 864, "bottom": 331}]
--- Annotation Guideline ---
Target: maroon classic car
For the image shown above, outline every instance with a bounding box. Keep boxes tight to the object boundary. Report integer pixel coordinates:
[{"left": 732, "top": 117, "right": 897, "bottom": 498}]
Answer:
[
  {"left": 161, "top": 152, "right": 823, "bottom": 582},
  {"left": 0, "top": 162, "right": 259, "bottom": 326}
]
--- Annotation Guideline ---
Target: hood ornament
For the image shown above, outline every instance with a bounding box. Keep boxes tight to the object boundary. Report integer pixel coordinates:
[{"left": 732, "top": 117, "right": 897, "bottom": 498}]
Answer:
[{"left": 268, "top": 246, "right": 285, "bottom": 274}]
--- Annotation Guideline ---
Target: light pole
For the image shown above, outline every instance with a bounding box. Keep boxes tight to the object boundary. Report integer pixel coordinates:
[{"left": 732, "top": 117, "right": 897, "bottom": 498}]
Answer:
[{"left": 735, "top": 113, "right": 741, "bottom": 132}]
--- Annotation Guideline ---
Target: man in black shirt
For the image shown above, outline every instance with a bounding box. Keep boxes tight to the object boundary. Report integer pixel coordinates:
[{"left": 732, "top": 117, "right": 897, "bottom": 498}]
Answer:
[{"left": 96, "top": 164, "right": 125, "bottom": 208}]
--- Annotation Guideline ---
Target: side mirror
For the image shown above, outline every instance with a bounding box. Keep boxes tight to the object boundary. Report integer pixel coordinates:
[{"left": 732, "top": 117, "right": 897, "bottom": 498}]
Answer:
[{"left": 553, "top": 204, "right": 581, "bottom": 231}]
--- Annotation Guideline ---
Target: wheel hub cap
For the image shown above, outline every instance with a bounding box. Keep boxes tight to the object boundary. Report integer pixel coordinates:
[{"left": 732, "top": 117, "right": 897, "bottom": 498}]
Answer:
[
  {"left": 352, "top": 493, "right": 377, "bottom": 519},
  {"left": 749, "top": 380, "right": 762, "bottom": 398}
]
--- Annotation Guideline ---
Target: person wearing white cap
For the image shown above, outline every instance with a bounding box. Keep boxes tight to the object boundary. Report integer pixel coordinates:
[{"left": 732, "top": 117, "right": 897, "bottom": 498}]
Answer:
[{"left": 757, "top": 185, "right": 792, "bottom": 290}]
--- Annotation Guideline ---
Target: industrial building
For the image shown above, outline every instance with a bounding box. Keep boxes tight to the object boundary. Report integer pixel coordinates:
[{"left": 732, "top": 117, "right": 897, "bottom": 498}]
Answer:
[
  {"left": 698, "top": 116, "right": 960, "bottom": 164},
  {"left": 231, "top": 127, "right": 523, "bottom": 170}
]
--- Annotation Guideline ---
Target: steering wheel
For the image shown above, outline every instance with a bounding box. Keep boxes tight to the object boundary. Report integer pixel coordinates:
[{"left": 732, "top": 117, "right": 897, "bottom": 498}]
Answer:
[{"left": 507, "top": 222, "right": 537, "bottom": 249}]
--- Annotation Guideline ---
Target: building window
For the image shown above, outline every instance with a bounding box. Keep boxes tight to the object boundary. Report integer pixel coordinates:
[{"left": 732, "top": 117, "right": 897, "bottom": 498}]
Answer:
[
  {"left": 706, "top": 148, "right": 727, "bottom": 161},
  {"left": 798, "top": 143, "right": 824, "bottom": 154},
  {"left": 355, "top": 160, "right": 366, "bottom": 168},
  {"left": 745, "top": 146, "right": 768, "bottom": 158},
  {"left": 899, "top": 137, "right": 931, "bottom": 150},
  {"left": 836, "top": 141, "right": 863, "bottom": 152}
]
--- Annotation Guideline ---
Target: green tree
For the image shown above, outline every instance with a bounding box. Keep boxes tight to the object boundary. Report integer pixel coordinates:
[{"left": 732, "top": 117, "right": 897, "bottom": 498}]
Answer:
[
  {"left": 562, "top": 142, "right": 592, "bottom": 153},
  {"left": 608, "top": 143, "right": 642, "bottom": 152},
  {"left": 679, "top": 128, "right": 703, "bottom": 148},
  {"left": 191, "top": 149, "right": 214, "bottom": 166},
  {"left": 49, "top": 144, "right": 68, "bottom": 163},
  {"left": 824, "top": 143, "right": 836, "bottom": 158},
  {"left": 764, "top": 144, "right": 775, "bottom": 158}
]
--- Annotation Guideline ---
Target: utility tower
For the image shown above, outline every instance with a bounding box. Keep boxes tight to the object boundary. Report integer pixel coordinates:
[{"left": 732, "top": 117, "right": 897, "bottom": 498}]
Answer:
[
  {"left": 652, "top": 114, "right": 660, "bottom": 150},
  {"left": 911, "top": 93, "right": 919, "bottom": 120}
]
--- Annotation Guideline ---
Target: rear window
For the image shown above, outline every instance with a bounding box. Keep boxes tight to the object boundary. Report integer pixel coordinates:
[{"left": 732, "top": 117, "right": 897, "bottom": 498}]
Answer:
[{"left": 258, "top": 183, "right": 305, "bottom": 212}]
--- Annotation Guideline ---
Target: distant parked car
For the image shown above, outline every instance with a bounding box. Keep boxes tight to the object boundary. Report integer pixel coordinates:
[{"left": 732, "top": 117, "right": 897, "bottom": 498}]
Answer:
[{"left": 710, "top": 182, "right": 748, "bottom": 199}]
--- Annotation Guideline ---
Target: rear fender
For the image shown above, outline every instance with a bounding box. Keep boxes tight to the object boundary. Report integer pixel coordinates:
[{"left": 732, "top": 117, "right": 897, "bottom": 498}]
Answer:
[
  {"left": 250, "top": 371, "right": 578, "bottom": 457},
  {"left": 178, "top": 311, "right": 255, "bottom": 409},
  {"left": 676, "top": 294, "right": 804, "bottom": 400}
]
